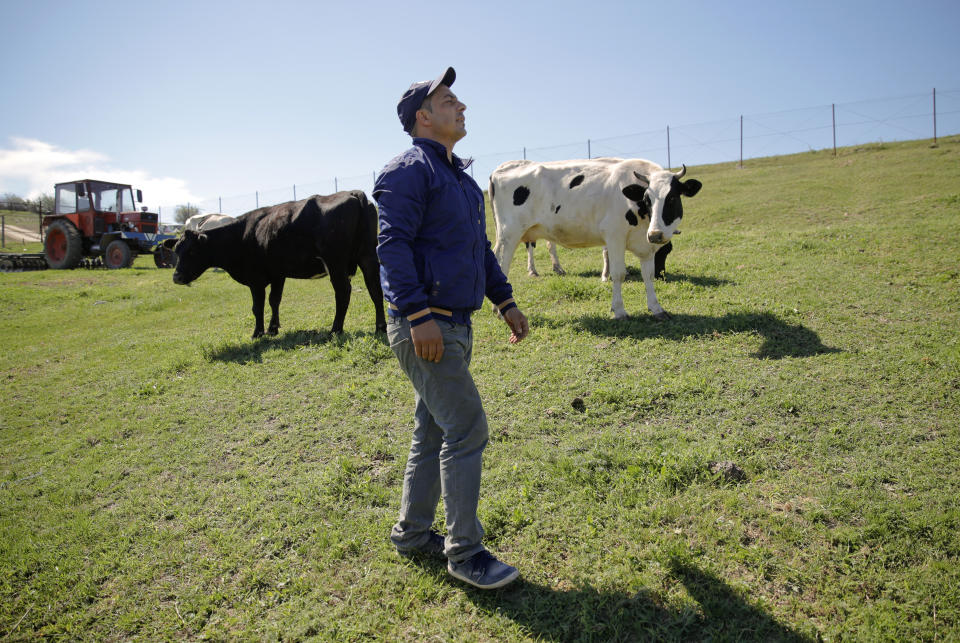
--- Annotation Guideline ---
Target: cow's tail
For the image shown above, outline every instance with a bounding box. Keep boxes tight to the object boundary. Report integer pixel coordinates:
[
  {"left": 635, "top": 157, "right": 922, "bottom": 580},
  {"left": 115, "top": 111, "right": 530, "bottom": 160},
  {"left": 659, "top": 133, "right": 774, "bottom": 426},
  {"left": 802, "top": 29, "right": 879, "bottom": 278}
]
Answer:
[
  {"left": 351, "top": 190, "right": 378, "bottom": 277},
  {"left": 488, "top": 176, "right": 503, "bottom": 262}
]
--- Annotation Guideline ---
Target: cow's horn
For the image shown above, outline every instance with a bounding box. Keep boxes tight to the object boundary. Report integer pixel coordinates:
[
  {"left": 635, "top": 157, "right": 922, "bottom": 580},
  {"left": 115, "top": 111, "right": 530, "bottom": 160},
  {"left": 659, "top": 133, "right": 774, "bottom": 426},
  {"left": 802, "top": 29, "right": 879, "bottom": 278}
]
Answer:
[{"left": 675, "top": 164, "right": 687, "bottom": 179}]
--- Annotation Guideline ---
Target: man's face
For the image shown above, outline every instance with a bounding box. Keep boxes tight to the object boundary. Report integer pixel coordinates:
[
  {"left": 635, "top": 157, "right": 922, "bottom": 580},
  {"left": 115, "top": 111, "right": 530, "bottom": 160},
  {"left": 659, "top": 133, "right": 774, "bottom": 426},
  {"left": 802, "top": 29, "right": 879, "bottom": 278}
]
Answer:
[{"left": 421, "top": 85, "right": 466, "bottom": 144}]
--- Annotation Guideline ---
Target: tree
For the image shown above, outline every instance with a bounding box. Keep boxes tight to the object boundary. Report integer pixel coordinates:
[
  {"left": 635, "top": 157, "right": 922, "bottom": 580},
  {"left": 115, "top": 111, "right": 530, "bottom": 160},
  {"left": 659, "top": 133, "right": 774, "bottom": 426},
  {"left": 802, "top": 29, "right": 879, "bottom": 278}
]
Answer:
[
  {"left": 24, "top": 193, "right": 54, "bottom": 214},
  {"left": 1, "top": 192, "right": 27, "bottom": 211},
  {"left": 174, "top": 204, "right": 201, "bottom": 224}
]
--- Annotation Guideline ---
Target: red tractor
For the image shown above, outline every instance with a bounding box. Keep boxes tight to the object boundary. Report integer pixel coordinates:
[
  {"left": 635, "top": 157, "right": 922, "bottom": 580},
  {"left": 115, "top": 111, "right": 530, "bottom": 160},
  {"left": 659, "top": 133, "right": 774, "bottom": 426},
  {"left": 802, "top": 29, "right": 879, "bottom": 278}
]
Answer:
[{"left": 43, "top": 179, "right": 178, "bottom": 269}]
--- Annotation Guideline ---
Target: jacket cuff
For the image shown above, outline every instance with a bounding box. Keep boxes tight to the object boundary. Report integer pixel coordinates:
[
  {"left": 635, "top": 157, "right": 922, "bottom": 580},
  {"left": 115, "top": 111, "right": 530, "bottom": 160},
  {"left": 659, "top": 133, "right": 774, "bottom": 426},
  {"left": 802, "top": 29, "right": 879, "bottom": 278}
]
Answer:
[
  {"left": 497, "top": 298, "right": 517, "bottom": 314},
  {"left": 407, "top": 308, "right": 435, "bottom": 327}
]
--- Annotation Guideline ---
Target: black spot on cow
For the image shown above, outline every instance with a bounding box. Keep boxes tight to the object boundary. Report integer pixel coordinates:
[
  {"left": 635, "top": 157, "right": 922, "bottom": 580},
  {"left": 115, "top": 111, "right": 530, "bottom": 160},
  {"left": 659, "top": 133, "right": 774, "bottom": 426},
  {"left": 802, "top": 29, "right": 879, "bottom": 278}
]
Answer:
[
  {"left": 513, "top": 186, "right": 530, "bottom": 206},
  {"left": 621, "top": 184, "right": 651, "bottom": 218},
  {"left": 569, "top": 175, "right": 585, "bottom": 189},
  {"left": 625, "top": 211, "right": 639, "bottom": 226},
  {"left": 555, "top": 205, "right": 561, "bottom": 213}
]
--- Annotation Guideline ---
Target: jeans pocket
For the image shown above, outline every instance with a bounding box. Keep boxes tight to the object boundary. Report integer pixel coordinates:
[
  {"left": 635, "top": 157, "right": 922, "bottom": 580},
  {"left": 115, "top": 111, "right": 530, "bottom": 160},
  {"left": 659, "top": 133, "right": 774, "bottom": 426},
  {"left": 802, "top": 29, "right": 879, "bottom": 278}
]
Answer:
[{"left": 387, "top": 320, "right": 411, "bottom": 349}]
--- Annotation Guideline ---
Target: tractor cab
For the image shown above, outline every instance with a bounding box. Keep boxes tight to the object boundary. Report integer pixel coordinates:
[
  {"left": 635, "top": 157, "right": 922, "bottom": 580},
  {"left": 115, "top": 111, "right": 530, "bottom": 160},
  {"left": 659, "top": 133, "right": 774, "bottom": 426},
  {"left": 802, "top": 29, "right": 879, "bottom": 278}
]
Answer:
[{"left": 52, "top": 180, "right": 156, "bottom": 237}]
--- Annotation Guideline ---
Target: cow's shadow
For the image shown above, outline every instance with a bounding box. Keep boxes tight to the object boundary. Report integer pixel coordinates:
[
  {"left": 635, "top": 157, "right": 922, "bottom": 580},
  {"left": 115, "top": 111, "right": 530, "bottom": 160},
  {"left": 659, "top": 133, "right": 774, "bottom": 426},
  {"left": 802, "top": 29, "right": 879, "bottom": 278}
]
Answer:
[
  {"left": 203, "top": 328, "right": 387, "bottom": 363},
  {"left": 534, "top": 310, "right": 837, "bottom": 359},
  {"left": 573, "top": 268, "right": 733, "bottom": 288},
  {"left": 404, "top": 557, "right": 812, "bottom": 641}
]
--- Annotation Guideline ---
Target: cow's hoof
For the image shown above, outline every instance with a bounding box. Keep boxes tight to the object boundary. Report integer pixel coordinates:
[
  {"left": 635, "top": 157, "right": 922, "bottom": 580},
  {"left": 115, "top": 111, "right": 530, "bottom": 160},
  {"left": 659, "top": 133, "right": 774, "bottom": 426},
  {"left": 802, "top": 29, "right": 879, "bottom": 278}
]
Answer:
[
  {"left": 330, "top": 327, "right": 344, "bottom": 335},
  {"left": 268, "top": 328, "right": 279, "bottom": 336},
  {"left": 375, "top": 324, "right": 387, "bottom": 334},
  {"left": 252, "top": 330, "right": 264, "bottom": 339},
  {"left": 612, "top": 311, "right": 629, "bottom": 320},
  {"left": 528, "top": 270, "right": 539, "bottom": 277},
  {"left": 652, "top": 311, "right": 672, "bottom": 321},
  {"left": 554, "top": 267, "right": 566, "bottom": 276}
]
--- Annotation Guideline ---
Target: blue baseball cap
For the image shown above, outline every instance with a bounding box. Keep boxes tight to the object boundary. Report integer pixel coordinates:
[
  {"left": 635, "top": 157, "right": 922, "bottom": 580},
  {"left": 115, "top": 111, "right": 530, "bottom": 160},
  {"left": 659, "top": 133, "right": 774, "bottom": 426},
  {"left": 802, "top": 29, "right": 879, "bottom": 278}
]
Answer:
[{"left": 397, "top": 67, "right": 456, "bottom": 134}]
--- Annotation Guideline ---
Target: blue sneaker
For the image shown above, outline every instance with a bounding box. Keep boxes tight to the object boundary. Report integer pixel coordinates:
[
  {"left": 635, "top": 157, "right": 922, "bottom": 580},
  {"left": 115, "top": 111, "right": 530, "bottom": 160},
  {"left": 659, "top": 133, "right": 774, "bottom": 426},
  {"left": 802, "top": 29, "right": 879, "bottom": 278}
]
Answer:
[
  {"left": 448, "top": 550, "right": 519, "bottom": 589},
  {"left": 396, "top": 530, "right": 445, "bottom": 560}
]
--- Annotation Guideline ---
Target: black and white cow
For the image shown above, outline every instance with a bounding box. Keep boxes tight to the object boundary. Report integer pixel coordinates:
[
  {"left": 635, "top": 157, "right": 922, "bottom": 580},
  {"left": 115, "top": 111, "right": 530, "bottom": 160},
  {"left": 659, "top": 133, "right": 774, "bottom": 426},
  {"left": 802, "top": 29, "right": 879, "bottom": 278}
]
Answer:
[
  {"left": 163, "top": 191, "right": 386, "bottom": 338},
  {"left": 490, "top": 158, "right": 701, "bottom": 320},
  {"left": 183, "top": 212, "right": 234, "bottom": 232}
]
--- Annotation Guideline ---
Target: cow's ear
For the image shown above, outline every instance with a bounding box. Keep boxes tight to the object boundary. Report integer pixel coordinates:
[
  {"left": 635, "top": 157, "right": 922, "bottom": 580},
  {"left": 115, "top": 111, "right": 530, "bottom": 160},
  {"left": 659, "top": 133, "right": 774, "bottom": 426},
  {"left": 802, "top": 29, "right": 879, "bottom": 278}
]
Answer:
[
  {"left": 681, "top": 179, "right": 702, "bottom": 197},
  {"left": 161, "top": 238, "right": 177, "bottom": 249},
  {"left": 621, "top": 184, "right": 646, "bottom": 203},
  {"left": 198, "top": 233, "right": 208, "bottom": 244}
]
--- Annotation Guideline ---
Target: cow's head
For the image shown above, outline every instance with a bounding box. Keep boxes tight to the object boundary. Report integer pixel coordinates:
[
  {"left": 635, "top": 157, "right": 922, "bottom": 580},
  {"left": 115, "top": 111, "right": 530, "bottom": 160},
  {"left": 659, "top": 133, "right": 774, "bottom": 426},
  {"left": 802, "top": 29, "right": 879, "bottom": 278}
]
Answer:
[
  {"left": 621, "top": 165, "right": 702, "bottom": 245},
  {"left": 163, "top": 229, "right": 210, "bottom": 285}
]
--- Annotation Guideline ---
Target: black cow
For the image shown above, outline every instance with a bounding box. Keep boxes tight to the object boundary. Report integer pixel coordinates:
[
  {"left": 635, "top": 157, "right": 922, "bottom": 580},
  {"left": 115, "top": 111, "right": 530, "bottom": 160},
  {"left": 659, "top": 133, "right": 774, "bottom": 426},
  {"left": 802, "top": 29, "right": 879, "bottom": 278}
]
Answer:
[{"left": 164, "top": 191, "right": 386, "bottom": 338}]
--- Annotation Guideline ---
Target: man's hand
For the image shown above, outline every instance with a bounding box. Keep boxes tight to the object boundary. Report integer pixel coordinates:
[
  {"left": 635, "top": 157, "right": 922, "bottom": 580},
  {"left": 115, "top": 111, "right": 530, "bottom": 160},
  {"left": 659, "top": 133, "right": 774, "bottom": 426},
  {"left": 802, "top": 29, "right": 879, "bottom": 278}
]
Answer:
[
  {"left": 411, "top": 319, "right": 444, "bottom": 362},
  {"left": 503, "top": 307, "right": 529, "bottom": 344}
]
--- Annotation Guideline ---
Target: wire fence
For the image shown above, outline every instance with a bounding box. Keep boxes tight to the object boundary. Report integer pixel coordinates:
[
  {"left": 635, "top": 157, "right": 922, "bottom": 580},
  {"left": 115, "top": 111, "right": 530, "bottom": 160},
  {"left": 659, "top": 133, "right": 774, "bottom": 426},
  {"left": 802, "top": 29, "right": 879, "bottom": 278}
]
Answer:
[{"left": 156, "top": 88, "right": 960, "bottom": 221}]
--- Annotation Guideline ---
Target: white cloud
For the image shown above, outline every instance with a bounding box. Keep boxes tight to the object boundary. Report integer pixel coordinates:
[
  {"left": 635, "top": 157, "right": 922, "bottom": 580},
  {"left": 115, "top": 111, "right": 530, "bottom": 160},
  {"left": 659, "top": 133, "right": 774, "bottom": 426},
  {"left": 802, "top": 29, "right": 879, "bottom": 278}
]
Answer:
[{"left": 0, "top": 138, "right": 201, "bottom": 212}]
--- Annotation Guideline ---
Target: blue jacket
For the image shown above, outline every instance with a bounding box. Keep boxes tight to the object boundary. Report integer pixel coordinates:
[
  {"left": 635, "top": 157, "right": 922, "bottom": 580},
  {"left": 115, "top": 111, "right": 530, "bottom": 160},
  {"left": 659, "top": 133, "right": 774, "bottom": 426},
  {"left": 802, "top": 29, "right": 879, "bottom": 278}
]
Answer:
[{"left": 374, "top": 138, "right": 515, "bottom": 326}]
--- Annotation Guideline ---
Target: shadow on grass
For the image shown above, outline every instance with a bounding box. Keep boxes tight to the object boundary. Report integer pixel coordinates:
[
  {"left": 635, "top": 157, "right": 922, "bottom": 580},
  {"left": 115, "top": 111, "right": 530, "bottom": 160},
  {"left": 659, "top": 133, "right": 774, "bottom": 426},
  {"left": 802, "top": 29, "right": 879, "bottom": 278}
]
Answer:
[
  {"left": 572, "top": 268, "right": 734, "bottom": 288},
  {"left": 534, "top": 310, "right": 838, "bottom": 359},
  {"left": 408, "top": 557, "right": 811, "bottom": 641},
  {"left": 202, "top": 328, "right": 387, "bottom": 363}
]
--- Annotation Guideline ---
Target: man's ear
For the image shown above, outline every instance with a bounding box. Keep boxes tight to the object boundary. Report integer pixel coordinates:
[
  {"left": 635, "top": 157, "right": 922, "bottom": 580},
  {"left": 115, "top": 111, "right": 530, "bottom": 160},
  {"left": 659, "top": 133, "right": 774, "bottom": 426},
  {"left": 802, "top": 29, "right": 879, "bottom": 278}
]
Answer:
[{"left": 415, "top": 108, "right": 431, "bottom": 131}]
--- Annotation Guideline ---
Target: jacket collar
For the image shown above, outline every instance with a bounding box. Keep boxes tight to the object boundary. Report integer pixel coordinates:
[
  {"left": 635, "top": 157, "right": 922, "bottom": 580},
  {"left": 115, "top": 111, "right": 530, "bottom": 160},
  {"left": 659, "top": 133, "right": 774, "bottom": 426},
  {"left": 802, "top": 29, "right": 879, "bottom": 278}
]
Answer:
[{"left": 413, "top": 137, "right": 474, "bottom": 171}]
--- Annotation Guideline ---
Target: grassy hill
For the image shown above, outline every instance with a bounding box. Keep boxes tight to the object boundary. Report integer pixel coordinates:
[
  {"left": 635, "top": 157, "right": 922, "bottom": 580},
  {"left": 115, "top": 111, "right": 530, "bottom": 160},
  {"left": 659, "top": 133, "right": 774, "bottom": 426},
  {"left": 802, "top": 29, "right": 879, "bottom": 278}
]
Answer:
[{"left": 1, "top": 136, "right": 958, "bottom": 640}]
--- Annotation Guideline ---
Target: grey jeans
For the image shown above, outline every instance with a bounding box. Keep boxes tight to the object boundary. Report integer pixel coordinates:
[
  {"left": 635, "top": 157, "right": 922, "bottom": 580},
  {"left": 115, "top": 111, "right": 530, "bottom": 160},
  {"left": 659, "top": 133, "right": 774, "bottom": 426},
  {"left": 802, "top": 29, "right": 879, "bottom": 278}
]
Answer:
[{"left": 387, "top": 316, "right": 488, "bottom": 563}]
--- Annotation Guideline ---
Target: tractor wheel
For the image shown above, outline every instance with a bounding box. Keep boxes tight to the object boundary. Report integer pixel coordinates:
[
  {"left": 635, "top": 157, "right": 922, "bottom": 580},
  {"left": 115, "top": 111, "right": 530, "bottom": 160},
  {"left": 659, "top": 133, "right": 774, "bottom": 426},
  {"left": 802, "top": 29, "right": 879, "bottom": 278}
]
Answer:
[
  {"left": 104, "top": 240, "right": 133, "bottom": 269},
  {"left": 44, "top": 219, "right": 83, "bottom": 269},
  {"left": 153, "top": 245, "right": 177, "bottom": 268}
]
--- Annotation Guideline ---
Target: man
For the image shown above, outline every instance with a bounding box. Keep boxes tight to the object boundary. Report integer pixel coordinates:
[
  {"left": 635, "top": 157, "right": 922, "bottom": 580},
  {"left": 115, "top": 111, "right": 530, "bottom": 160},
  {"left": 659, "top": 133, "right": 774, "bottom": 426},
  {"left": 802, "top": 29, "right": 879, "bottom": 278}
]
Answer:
[{"left": 374, "top": 67, "right": 529, "bottom": 590}]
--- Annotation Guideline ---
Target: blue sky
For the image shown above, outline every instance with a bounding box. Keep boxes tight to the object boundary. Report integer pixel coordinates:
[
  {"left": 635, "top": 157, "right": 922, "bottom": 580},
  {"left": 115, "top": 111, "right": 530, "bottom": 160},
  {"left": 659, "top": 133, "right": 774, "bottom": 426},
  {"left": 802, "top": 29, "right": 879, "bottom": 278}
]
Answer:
[{"left": 1, "top": 0, "right": 958, "bottom": 219}]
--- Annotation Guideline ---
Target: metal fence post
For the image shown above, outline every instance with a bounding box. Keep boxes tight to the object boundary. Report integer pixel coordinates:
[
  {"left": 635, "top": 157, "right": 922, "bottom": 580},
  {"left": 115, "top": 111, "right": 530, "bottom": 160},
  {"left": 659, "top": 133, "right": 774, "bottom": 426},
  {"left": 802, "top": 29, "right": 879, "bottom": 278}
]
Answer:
[
  {"left": 933, "top": 87, "right": 938, "bottom": 146},
  {"left": 739, "top": 116, "right": 743, "bottom": 168},
  {"left": 667, "top": 126, "right": 671, "bottom": 170},
  {"left": 2, "top": 215, "right": 5, "bottom": 248},
  {"left": 832, "top": 104, "right": 837, "bottom": 157},
  {"left": 219, "top": 197, "right": 222, "bottom": 213},
  {"left": 256, "top": 191, "right": 259, "bottom": 208},
  {"left": 335, "top": 177, "right": 338, "bottom": 192},
  {"left": 294, "top": 184, "right": 297, "bottom": 201}
]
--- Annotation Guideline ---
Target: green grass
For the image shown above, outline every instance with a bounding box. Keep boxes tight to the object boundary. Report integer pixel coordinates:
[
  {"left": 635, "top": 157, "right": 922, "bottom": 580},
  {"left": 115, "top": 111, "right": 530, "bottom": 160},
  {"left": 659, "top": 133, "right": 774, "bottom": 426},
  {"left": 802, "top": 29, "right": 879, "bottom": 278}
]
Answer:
[{"left": 2, "top": 136, "right": 959, "bottom": 641}]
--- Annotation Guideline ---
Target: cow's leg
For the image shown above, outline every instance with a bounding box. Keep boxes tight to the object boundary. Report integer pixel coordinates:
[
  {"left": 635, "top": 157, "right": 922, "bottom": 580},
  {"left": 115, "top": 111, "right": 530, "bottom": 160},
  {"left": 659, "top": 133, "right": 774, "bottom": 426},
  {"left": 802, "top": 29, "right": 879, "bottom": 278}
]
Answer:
[
  {"left": 525, "top": 241, "right": 539, "bottom": 277},
  {"left": 654, "top": 241, "right": 672, "bottom": 280},
  {"left": 604, "top": 238, "right": 629, "bottom": 319},
  {"left": 493, "top": 226, "right": 523, "bottom": 280},
  {"left": 547, "top": 241, "right": 565, "bottom": 275},
  {"left": 492, "top": 226, "right": 523, "bottom": 313},
  {"left": 640, "top": 255, "right": 669, "bottom": 320},
  {"left": 328, "top": 269, "right": 352, "bottom": 334},
  {"left": 267, "top": 278, "right": 284, "bottom": 335},
  {"left": 359, "top": 254, "right": 387, "bottom": 333},
  {"left": 600, "top": 246, "right": 610, "bottom": 282},
  {"left": 249, "top": 284, "right": 267, "bottom": 338}
]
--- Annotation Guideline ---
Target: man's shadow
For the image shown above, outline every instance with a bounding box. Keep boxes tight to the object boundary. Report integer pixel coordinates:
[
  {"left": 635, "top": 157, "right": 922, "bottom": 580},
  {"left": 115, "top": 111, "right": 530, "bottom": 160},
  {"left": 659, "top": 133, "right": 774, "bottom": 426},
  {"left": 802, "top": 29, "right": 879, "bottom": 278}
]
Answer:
[
  {"left": 531, "top": 310, "right": 837, "bottom": 360},
  {"left": 409, "top": 557, "right": 812, "bottom": 641},
  {"left": 202, "top": 329, "right": 387, "bottom": 363}
]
